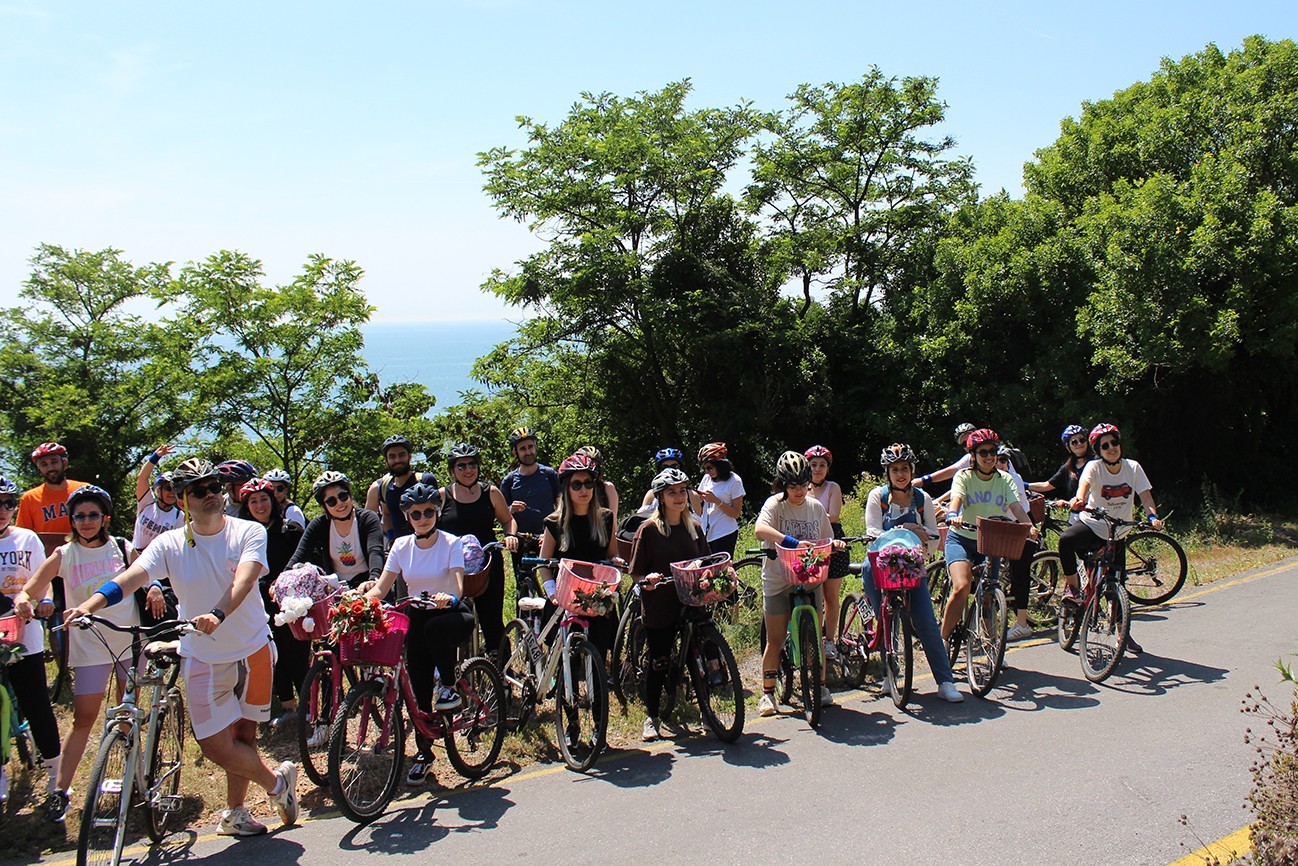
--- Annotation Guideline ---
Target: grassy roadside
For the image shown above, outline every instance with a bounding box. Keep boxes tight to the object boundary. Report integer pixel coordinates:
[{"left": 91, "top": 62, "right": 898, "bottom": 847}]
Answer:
[{"left": 5, "top": 505, "right": 1296, "bottom": 862}]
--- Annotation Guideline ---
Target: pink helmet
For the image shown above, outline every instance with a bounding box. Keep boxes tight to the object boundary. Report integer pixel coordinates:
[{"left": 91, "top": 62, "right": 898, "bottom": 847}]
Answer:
[
  {"left": 804, "top": 445, "right": 832, "bottom": 463},
  {"left": 965, "top": 428, "right": 1000, "bottom": 452}
]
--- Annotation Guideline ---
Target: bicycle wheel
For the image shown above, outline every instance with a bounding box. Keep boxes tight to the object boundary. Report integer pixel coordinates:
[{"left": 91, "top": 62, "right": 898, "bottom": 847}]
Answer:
[
  {"left": 77, "top": 728, "right": 132, "bottom": 866},
  {"left": 927, "top": 560, "right": 948, "bottom": 620},
  {"left": 795, "top": 607, "right": 822, "bottom": 728},
  {"left": 1028, "top": 550, "right": 1062, "bottom": 619},
  {"left": 145, "top": 690, "right": 185, "bottom": 842},
  {"left": 965, "top": 585, "right": 1008, "bottom": 698},
  {"left": 297, "top": 659, "right": 336, "bottom": 786},
  {"left": 45, "top": 620, "right": 69, "bottom": 704},
  {"left": 836, "top": 593, "right": 872, "bottom": 689},
  {"left": 611, "top": 602, "right": 644, "bottom": 708},
  {"left": 1080, "top": 582, "right": 1130, "bottom": 683},
  {"left": 689, "top": 624, "right": 744, "bottom": 743},
  {"left": 327, "top": 680, "right": 404, "bottom": 823},
  {"left": 498, "top": 619, "right": 536, "bottom": 731},
  {"left": 554, "top": 638, "right": 608, "bottom": 772},
  {"left": 1057, "top": 590, "right": 1082, "bottom": 651},
  {"left": 883, "top": 600, "right": 914, "bottom": 710},
  {"left": 444, "top": 657, "right": 505, "bottom": 779},
  {"left": 1123, "top": 530, "right": 1188, "bottom": 605}
]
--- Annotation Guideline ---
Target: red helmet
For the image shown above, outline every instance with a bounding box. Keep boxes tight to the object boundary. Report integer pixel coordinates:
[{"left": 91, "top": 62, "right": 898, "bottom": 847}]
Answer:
[
  {"left": 1089, "top": 423, "right": 1120, "bottom": 448},
  {"left": 239, "top": 478, "right": 276, "bottom": 503},
  {"left": 557, "top": 453, "right": 598, "bottom": 481},
  {"left": 30, "top": 442, "right": 68, "bottom": 462},
  {"left": 965, "top": 428, "right": 1000, "bottom": 452},
  {"left": 697, "top": 442, "right": 728, "bottom": 463},
  {"left": 804, "top": 445, "right": 832, "bottom": 463}
]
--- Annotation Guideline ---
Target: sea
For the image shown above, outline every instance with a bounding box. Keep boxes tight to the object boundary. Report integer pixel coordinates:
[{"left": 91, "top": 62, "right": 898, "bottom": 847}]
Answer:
[{"left": 360, "top": 320, "right": 518, "bottom": 408}]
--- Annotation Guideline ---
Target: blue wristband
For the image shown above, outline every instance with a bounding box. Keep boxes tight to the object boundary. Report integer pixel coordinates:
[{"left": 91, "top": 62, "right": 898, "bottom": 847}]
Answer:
[
  {"left": 149, "top": 580, "right": 166, "bottom": 592},
  {"left": 922, "top": 474, "right": 932, "bottom": 485},
  {"left": 94, "top": 582, "right": 124, "bottom": 608},
  {"left": 148, "top": 452, "right": 161, "bottom": 465},
  {"left": 781, "top": 534, "right": 799, "bottom": 549}
]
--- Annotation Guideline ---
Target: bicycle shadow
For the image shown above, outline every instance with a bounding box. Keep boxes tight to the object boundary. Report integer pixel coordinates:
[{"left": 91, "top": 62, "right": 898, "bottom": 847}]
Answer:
[
  {"left": 901, "top": 690, "right": 1009, "bottom": 727},
  {"left": 581, "top": 746, "right": 675, "bottom": 788},
  {"left": 337, "top": 784, "right": 516, "bottom": 853},
  {"left": 137, "top": 833, "right": 306, "bottom": 866},
  {"left": 811, "top": 704, "right": 899, "bottom": 747},
  {"left": 671, "top": 730, "right": 792, "bottom": 769},
  {"left": 990, "top": 666, "right": 1102, "bottom": 713},
  {"left": 1101, "top": 652, "right": 1228, "bottom": 697}
]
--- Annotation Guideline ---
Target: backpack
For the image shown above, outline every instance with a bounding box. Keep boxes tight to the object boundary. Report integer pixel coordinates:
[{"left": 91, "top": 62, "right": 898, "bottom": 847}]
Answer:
[
  {"left": 877, "top": 485, "right": 930, "bottom": 524},
  {"left": 1004, "top": 447, "right": 1033, "bottom": 481}
]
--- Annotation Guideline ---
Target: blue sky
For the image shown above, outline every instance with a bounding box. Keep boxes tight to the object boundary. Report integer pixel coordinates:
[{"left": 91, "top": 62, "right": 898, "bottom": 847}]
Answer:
[{"left": 1, "top": 1, "right": 1292, "bottom": 321}]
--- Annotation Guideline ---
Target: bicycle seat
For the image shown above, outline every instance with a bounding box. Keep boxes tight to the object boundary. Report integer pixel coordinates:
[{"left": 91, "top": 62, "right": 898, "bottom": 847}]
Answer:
[
  {"left": 144, "top": 640, "right": 181, "bottom": 660},
  {"left": 847, "top": 563, "right": 865, "bottom": 575},
  {"left": 518, "top": 597, "right": 547, "bottom": 612}
]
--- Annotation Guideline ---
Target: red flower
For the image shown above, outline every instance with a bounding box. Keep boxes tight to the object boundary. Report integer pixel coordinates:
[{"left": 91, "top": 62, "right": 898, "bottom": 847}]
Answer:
[
  {"left": 351, "top": 600, "right": 365, "bottom": 615},
  {"left": 369, "top": 596, "right": 381, "bottom": 610}
]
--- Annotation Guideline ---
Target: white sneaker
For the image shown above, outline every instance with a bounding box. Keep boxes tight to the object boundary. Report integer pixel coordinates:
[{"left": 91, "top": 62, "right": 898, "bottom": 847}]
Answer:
[
  {"left": 819, "top": 686, "right": 835, "bottom": 707},
  {"left": 642, "top": 717, "right": 660, "bottom": 741},
  {"left": 270, "top": 761, "right": 299, "bottom": 826},
  {"left": 306, "top": 725, "right": 328, "bottom": 748},
  {"left": 757, "top": 693, "right": 777, "bottom": 717},
  {"left": 218, "top": 806, "right": 268, "bottom": 836},
  {"left": 821, "top": 638, "right": 839, "bottom": 660},
  {"left": 937, "top": 682, "right": 965, "bottom": 703},
  {"left": 1006, "top": 623, "right": 1034, "bottom": 642}
]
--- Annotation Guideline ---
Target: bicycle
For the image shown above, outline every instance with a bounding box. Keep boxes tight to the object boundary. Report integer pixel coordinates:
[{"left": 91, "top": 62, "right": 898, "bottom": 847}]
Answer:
[
  {"left": 37, "top": 533, "right": 70, "bottom": 702},
  {"left": 326, "top": 596, "right": 505, "bottom": 823},
  {"left": 0, "top": 617, "right": 38, "bottom": 805},
  {"left": 293, "top": 592, "right": 355, "bottom": 788},
  {"left": 1056, "top": 507, "right": 1136, "bottom": 683},
  {"left": 752, "top": 541, "right": 833, "bottom": 729},
  {"left": 835, "top": 536, "right": 920, "bottom": 709},
  {"left": 66, "top": 615, "right": 192, "bottom": 866},
  {"left": 498, "top": 557, "right": 612, "bottom": 772}
]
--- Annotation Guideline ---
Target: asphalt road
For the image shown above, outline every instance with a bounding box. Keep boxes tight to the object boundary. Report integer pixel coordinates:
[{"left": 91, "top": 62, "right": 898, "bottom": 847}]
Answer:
[{"left": 36, "top": 556, "right": 1298, "bottom": 866}]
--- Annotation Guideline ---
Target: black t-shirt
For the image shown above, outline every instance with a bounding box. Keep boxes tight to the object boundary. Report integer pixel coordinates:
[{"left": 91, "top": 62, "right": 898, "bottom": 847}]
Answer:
[
  {"left": 629, "top": 519, "right": 710, "bottom": 629},
  {"left": 544, "top": 510, "right": 614, "bottom": 564},
  {"left": 1047, "top": 456, "right": 1093, "bottom": 501},
  {"left": 382, "top": 472, "right": 439, "bottom": 540}
]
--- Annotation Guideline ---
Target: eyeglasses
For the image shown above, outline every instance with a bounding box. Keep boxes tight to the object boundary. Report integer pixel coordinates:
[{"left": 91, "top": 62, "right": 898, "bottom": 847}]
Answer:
[
  {"left": 324, "top": 491, "right": 352, "bottom": 508},
  {"left": 1068, "top": 437, "right": 1087, "bottom": 447},
  {"left": 1098, "top": 439, "right": 1121, "bottom": 451},
  {"left": 568, "top": 479, "right": 596, "bottom": 491},
  {"left": 71, "top": 512, "right": 104, "bottom": 523},
  {"left": 0, "top": 499, "right": 17, "bottom": 510},
  {"left": 974, "top": 449, "right": 998, "bottom": 458},
  {"left": 406, "top": 507, "right": 438, "bottom": 521},
  {"left": 996, "top": 456, "right": 1009, "bottom": 464},
  {"left": 184, "top": 481, "right": 223, "bottom": 499},
  {"left": 454, "top": 462, "right": 478, "bottom": 471}
]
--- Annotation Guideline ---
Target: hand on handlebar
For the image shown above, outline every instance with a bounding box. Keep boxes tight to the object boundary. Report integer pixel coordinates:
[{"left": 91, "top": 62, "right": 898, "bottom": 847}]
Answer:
[
  {"left": 642, "top": 572, "right": 663, "bottom": 588},
  {"left": 504, "top": 535, "right": 519, "bottom": 553},
  {"left": 193, "top": 613, "right": 222, "bottom": 635},
  {"left": 1148, "top": 517, "right": 1165, "bottom": 531}
]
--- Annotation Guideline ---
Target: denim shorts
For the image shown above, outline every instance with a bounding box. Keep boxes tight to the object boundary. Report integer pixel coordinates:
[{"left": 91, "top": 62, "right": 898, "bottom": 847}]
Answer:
[{"left": 943, "top": 530, "right": 985, "bottom": 566}]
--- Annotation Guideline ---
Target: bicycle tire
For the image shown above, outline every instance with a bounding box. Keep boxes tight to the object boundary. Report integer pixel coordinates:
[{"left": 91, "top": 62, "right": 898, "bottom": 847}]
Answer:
[
  {"left": 1028, "top": 550, "right": 1062, "bottom": 619},
  {"left": 883, "top": 599, "right": 914, "bottom": 710},
  {"left": 297, "top": 659, "right": 336, "bottom": 787},
  {"left": 796, "top": 607, "right": 822, "bottom": 728},
  {"left": 77, "top": 727, "right": 132, "bottom": 866},
  {"left": 1080, "top": 583, "right": 1130, "bottom": 683},
  {"left": 554, "top": 638, "right": 608, "bottom": 773},
  {"left": 45, "top": 618, "right": 70, "bottom": 704},
  {"left": 690, "top": 624, "right": 744, "bottom": 743},
  {"left": 498, "top": 619, "right": 537, "bottom": 731},
  {"left": 1123, "top": 530, "right": 1188, "bottom": 606},
  {"left": 327, "top": 679, "right": 404, "bottom": 823},
  {"left": 14, "top": 723, "right": 34, "bottom": 769},
  {"left": 1057, "top": 590, "right": 1082, "bottom": 651},
  {"left": 836, "top": 593, "right": 871, "bottom": 689},
  {"left": 145, "top": 690, "right": 185, "bottom": 842},
  {"left": 927, "top": 560, "right": 949, "bottom": 620},
  {"left": 965, "top": 585, "right": 1007, "bottom": 698},
  {"left": 610, "top": 598, "right": 642, "bottom": 707},
  {"left": 443, "top": 657, "right": 505, "bottom": 778}
]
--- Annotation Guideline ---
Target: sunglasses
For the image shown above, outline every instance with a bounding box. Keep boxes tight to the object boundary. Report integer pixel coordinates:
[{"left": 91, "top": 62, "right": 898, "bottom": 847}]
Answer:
[
  {"left": 71, "top": 512, "right": 104, "bottom": 523},
  {"left": 155, "top": 482, "right": 174, "bottom": 492},
  {"left": 0, "top": 499, "right": 17, "bottom": 510},
  {"left": 568, "top": 479, "right": 596, "bottom": 491},
  {"left": 273, "top": 484, "right": 289, "bottom": 493},
  {"left": 974, "top": 449, "right": 998, "bottom": 458},
  {"left": 324, "top": 490, "right": 352, "bottom": 508},
  {"left": 1098, "top": 439, "right": 1121, "bottom": 451},
  {"left": 1068, "top": 437, "right": 1087, "bottom": 447},
  {"left": 406, "top": 507, "right": 438, "bottom": 521},
  {"left": 185, "top": 481, "right": 223, "bottom": 499},
  {"left": 996, "top": 456, "right": 1009, "bottom": 463},
  {"left": 454, "top": 462, "right": 478, "bottom": 471}
]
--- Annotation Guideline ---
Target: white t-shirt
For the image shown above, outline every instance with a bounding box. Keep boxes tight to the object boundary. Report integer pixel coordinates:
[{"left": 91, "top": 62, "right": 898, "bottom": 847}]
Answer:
[
  {"left": 0, "top": 527, "right": 47, "bottom": 656},
  {"left": 133, "top": 496, "right": 184, "bottom": 551},
  {"left": 755, "top": 494, "right": 832, "bottom": 587},
  {"left": 1079, "top": 459, "right": 1151, "bottom": 540},
  {"left": 284, "top": 503, "right": 307, "bottom": 530},
  {"left": 136, "top": 517, "right": 270, "bottom": 663},
  {"left": 62, "top": 539, "right": 138, "bottom": 667},
  {"left": 329, "top": 519, "right": 368, "bottom": 581},
  {"left": 699, "top": 473, "right": 745, "bottom": 542},
  {"left": 383, "top": 531, "right": 464, "bottom": 598}
]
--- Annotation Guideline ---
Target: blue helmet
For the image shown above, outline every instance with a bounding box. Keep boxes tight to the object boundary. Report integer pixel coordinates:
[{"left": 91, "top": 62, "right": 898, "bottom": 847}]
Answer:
[
  {"left": 654, "top": 447, "right": 684, "bottom": 467},
  {"left": 1061, "top": 424, "right": 1086, "bottom": 444}
]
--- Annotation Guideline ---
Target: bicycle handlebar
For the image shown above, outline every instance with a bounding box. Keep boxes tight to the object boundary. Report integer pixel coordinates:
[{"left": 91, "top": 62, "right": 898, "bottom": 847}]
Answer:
[
  {"left": 67, "top": 615, "right": 199, "bottom": 639},
  {"left": 1078, "top": 506, "right": 1145, "bottom": 527}
]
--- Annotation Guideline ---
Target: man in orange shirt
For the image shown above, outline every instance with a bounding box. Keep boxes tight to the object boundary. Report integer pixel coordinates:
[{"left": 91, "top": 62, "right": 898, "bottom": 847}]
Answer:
[{"left": 16, "top": 442, "right": 87, "bottom": 535}]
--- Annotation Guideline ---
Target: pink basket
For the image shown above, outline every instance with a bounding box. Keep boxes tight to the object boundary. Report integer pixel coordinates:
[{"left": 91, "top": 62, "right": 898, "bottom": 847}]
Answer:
[
  {"left": 554, "top": 559, "right": 621, "bottom": 617},
  {"left": 669, "top": 553, "right": 736, "bottom": 607},
  {"left": 0, "top": 614, "right": 23, "bottom": 648},
  {"left": 867, "top": 551, "right": 922, "bottom": 591},
  {"left": 288, "top": 594, "right": 337, "bottom": 642},
  {"left": 776, "top": 541, "right": 834, "bottom": 587},
  {"left": 339, "top": 609, "right": 410, "bottom": 666}
]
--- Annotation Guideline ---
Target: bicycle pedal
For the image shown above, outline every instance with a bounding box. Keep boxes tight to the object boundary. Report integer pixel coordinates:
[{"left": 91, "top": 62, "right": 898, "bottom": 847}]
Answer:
[{"left": 156, "top": 795, "right": 183, "bottom": 813}]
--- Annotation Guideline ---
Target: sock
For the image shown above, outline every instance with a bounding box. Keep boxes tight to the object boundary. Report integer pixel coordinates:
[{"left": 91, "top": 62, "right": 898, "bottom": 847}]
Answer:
[
  {"left": 270, "top": 773, "right": 285, "bottom": 797},
  {"left": 42, "top": 757, "right": 62, "bottom": 795}
]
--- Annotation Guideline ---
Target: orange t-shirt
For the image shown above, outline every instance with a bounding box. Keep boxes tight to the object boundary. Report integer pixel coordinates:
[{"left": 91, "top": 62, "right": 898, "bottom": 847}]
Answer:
[{"left": 16, "top": 480, "right": 88, "bottom": 534}]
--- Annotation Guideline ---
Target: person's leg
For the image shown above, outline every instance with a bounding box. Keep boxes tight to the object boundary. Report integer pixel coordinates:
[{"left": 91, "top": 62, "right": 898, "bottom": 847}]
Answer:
[
  {"left": 909, "top": 579, "right": 955, "bottom": 684},
  {"left": 1057, "top": 522, "right": 1100, "bottom": 590},
  {"left": 711, "top": 531, "right": 738, "bottom": 559},
  {"left": 1008, "top": 538, "right": 1038, "bottom": 631},
  {"left": 271, "top": 622, "right": 307, "bottom": 710},
  {"left": 9, "top": 653, "right": 60, "bottom": 760},
  {"left": 477, "top": 556, "right": 507, "bottom": 651},
  {"left": 427, "top": 607, "right": 476, "bottom": 693},
  {"left": 57, "top": 666, "right": 110, "bottom": 791},
  {"left": 822, "top": 577, "right": 842, "bottom": 644},
  {"left": 760, "top": 608, "right": 790, "bottom": 698},
  {"left": 405, "top": 608, "right": 438, "bottom": 714},
  {"left": 643, "top": 625, "right": 677, "bottom": 720}
]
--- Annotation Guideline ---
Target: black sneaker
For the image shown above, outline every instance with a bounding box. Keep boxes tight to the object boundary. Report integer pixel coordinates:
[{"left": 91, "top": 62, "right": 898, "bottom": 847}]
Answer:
[
  {"left": 44, "top": 788, "right": 71, "bottom": 823},
  {"left": 406, "top": 754, "right": 432, "bottom": 786},
  {"left": 1125, "top": 635, "right": 1143, "bottom": 655}
]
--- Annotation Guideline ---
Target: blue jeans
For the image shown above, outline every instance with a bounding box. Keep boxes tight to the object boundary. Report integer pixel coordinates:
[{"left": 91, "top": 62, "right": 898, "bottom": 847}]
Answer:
[{"left": 860, "top": 561, "right": 955, "bottom": 686}]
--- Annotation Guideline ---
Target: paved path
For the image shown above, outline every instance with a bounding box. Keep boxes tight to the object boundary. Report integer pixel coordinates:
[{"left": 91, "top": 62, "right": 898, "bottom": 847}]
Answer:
[{"left": 37, "top": 557, "right": 1298, "bottom": 866}]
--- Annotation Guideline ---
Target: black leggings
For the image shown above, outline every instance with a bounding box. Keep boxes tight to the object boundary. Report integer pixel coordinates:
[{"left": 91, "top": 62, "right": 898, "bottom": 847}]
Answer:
[
  {"left": 1006, "top": 537, "right": 1040, "bottom": 613},
  {"left": 474, "top": 555, "right": 507, "bottom": 653},
  {"left": 406, "top": 605, "right": 476, "bottom": 712},
  {"left": 708, "top": 531, "right": 739, "bottom": 560},
  {"left": 643, "top": 624, "right": 679, "bottom": 719},
  {"left": 8, "top": 653, "right": 60, "bottom": 759},
  {"left": 1057, "top": 522, "right": 1106, "bottom": 579}
]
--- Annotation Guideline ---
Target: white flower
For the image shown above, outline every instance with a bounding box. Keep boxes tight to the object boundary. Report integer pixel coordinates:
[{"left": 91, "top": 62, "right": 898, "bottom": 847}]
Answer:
[{"left": 302, "top": 616, "right": 315, "bottom": 633}]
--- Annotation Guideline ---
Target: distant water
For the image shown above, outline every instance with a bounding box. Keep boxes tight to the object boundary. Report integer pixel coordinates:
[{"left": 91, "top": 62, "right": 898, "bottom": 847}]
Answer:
[{"left": 361, "top": 320, "right": 518, "bottom": 408}]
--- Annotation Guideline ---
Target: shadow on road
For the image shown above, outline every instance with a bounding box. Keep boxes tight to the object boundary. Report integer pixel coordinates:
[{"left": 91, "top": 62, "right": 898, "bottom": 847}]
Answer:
[
  {"left": 812, "top": 704, "right": 899, "bottom": 747},
  {"left": 993, "top": 665, "right": 1103, "bottom": 713},
  {"left": 673, "top": 730, "right": 793, "bottom": 769},
  {"left": 1103, "top": 652, "right": 1229, "bottom": 697},
  {"left": 139, "top": 833, "right": 306, "bottom": 866},
  {"left": 336, "top": 784, "right": 516, "bottom": 853},
  {"left": 583, "top": 746, "right": 676, "bottom": 788}
]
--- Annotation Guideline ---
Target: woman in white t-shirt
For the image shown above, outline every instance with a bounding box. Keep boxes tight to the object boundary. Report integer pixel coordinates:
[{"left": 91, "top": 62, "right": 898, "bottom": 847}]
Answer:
[
  {"left": 287, "top": 471, "right": 385, "bottom": 588},
  {"left": 361, "top": 483, "right": 472, "bottom": 786},
  {"left": 696, "top": 442, "right": 745, "bottom": 558}
]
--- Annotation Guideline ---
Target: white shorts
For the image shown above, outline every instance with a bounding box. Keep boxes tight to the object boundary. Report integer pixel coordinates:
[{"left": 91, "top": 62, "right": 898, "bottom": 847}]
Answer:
[{"left": 182, "top": 642, "right": 275, "bottom": 740}]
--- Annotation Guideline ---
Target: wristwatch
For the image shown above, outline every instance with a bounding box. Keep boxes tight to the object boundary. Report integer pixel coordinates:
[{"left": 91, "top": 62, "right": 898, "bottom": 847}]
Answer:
[{"left": 208, "top": 607, "right": 227, "bottom": 623}]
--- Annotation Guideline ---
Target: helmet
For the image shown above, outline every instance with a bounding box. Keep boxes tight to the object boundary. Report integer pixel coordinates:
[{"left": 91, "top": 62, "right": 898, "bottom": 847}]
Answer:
[
  {"left": 953, "top": 423, "right": 976, "bottom": 443},
  {"left": 1089, "top": 423, "right": 1120, "bottom": 448},
  {"left": 651, "top": 467, "right": 690, "bottom": 493},
  {"left": 263, "top": 468, "right": 292, "bottom": 484},
  {"left": 1060, "top": 424, "right": 1086, "bottom": 444},
  {"left": 880, "top": 443, "right": 917, "bottom": 467},
  {"left": 30, "top": 442, "right": 68, "bottom": 462},
  {"left": 445, "top": 442, "right": 480, "bottom": 469},
  {"left": 996, "top": 445, "right": 1013, "bottom": 460},
  {"left": 172, "top": 458, "right": 219, "bottom": 493},
  {"left": 965, "top": 428, "right": 1000, "bottom": 452},
  {"left": 67, "top": 485, "right": 113, "bottom": 517},
  {"left": 557, "top": 453, "right": 598, "bottom": 481},
  {"left": 381, "top": 434, "right": 412, "bottom": 456},
  {"left": 152, "top": 470, "right": 173, "bottom": 488},
  {"left": 697, "top": 442, "right": 727, "bottom": 463},
  {"left": 775, "top": 451, "right": 812, "bottom": 486},
  {"left": 804, "top": 445, "right": 832, "bottom": 463},
  {"left": 215, "top": 460, "right": 258, "bottom": 484},
  {"left": 576, "top": 445, "right": 602, "bottom": 464},
  {"left": 654, "top": 447, "right": 684, "bottom": 467},
  {"left": 239, "top": 479, "right": 275, "bottom": 503},
  {"left": 311, "top": 470, "right": 352, "bottom": 503},
  {"left": 399, "top": 482, "right": 442, "bottom": 511},
  {"left": 0, "top": 476, "right": 19, "bottom": 496},
  {"left": 507, "top": 426, "right": 537, "bottom": 447}
]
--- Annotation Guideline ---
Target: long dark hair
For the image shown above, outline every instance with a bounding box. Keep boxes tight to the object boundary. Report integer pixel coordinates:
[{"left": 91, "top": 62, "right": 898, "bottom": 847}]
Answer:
[
  {"left": 709, "top": 458, "right": 733, "bottom": 481},
  {"left": 239, "top": 493, "right": 288, "bottom": 535}
]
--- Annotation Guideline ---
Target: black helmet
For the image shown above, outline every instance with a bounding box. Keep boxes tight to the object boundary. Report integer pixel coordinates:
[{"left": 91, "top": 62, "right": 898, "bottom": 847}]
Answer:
[
  {"left": 445, "top": 443, "right": 480, "bottom": 470},
  {"left": 399, "top": 482, "right": 442, "bottom": 511},
  {"left": 67, "top": 485, "right": 113, "bottom": 517},
  {"left": 382, "top": 434, "right": 413, "bottom": 456}
]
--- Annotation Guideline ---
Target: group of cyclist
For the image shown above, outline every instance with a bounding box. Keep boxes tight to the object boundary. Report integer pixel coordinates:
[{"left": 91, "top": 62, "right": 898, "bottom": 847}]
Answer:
[{"left": 0, "top": 417, "right": 1164, "bottom": 836}]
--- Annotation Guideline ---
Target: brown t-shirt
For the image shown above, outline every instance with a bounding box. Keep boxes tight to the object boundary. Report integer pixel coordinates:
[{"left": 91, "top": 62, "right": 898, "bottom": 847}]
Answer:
[{"left": 629, "top": 519, "right": 710, "bottom": 629}]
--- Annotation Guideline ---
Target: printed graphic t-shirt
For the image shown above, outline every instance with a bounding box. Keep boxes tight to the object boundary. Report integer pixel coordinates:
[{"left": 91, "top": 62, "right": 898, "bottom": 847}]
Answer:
[
  {"left": 61, "top": 539, "right": 138, "bottom": 667},
  {"left": 329, "top": 519, "right": 368, "bottom": 583},
  {"left": 950, "top": 469, "right": 1021, "bottom": 540},
  {"left": 1078, "top": 459, "right": 1151, "bottom": 540},
  {"left": 16, "top": 480, "right": 88, "bottom": 535}
]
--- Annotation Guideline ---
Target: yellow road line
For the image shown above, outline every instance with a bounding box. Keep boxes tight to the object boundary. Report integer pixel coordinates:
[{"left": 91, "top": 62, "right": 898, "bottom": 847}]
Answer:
[{"left": 1167, "top": 823, "right": 1252, "bottom": 866}]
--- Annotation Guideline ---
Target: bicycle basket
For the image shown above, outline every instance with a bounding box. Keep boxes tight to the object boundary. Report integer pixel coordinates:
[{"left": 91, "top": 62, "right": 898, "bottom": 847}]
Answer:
[
  {"left": 975, "top": 517, "right": 1030, "bottom": 560},
  {"left": 776, "top": 541, "right": 833, "bottom": 587},
  {"left": 867, "top": 549, "right": 923, "bottom": 591},
  {"left": 288, "top": 593, "right": 338, "bottom": 642},
  {"left": 554, "top": 559, "right": 621, "bottom": 617},
  {"left": 339, "top": 609, "right": 410, "bottom": 666},
  {"left": 0, "top": 614, "right": 24, "bottom": 648},
  {"left": 462, "top": 551, "right": 494, "bottom": 599},
  {"left": 669, "top": 553, "right": 736, "bottom": 606},
  {"left": 1027, "top": 493, "right": 1046, "bottom": 524}
]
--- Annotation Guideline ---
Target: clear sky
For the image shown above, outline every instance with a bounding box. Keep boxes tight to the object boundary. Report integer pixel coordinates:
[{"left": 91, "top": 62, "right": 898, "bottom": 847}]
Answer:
[{"left": 1, "top": 1, "right": 1292, "bottom": 321}]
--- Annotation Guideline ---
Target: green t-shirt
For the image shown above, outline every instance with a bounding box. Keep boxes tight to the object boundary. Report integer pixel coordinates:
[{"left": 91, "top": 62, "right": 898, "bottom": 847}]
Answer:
[{"left": 951, "top": 468, "right": 1020, "bottom": 539}]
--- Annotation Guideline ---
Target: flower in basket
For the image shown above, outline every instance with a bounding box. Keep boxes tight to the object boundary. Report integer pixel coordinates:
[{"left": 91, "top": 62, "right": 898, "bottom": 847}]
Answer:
[
  {"left": 273, "top": 595, "right": 314, "bottom": 628},
  {"left": 877, "top": 544, "right": 925, "bottom": 585},
  {"left": 329, "top": 590, "right": 389, "bottom": 644},
  {"left": 573, "top": 585, "right": 617, "bottom": 617},
  {"left": 691, "top": 565, "right": 738, "bottom": 601},
  {"left": 790, "top": 546, "right": 830, "bottom": 582},
  {"left": 271, "top": 563, "right": 343, "bottom": 624}
]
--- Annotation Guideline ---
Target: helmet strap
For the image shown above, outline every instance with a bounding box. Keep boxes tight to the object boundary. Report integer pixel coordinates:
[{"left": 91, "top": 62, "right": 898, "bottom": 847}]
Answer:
[
  {"left": 1101, "top": 456, "right": 1122, "bottom": 467},
  {"left": 414, "top": 527, "right": 438, "bottom": 540}
]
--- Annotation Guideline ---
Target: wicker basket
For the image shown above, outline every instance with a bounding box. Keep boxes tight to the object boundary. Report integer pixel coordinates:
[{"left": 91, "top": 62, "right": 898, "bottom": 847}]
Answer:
[
  {"left": 669, "top": 553, "right": 736, "bottom": 607},
  {"left": 776, "top": 541, "right": 834, "bottom": 587},
  {"left": 554, "top": 559, "right": 621, "bottom": 617},
  {"left": 867, "top": 550, "right": 923, "bottom": 591},
  {"left": 339, "top": 609, "right": 410, "bottom": 666},
  {"left": 462, "top": 549, "right": 494, "bottom": 599},
  {"left": 1027, "top": 493, "right": 1046, "bottom": 524},
  {"left": 975, "top": 517, "right": 1031, "bottom": 561},
  {"left": 288, "top": 594, "right": 338, "bottom": 642}
]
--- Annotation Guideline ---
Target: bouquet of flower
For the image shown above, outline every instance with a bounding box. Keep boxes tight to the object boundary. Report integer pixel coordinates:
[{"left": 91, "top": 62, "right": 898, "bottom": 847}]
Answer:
[
  {"left": 875, "top": 543, "right": 925, "bottom": 589},
  {"left": 271, "top": 563, "right": 342, "bottom": 628},
  {"left": 790, "top": 546, "right": 831, "bottom": 583},
  {"left": 329, "top": 590, "right": 389, "bottom": 645},
  {"left": 688, "top": 564, "right": 738, "bottom": 602},
  {"left": 572, "top": 585, "right": 618, "bottom": 617}
]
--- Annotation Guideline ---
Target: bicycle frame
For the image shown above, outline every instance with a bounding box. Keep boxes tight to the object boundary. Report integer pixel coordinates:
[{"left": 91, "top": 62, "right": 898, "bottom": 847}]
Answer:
[{"left": 785, "top": 586, "right": 823, "bottom": 669}]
